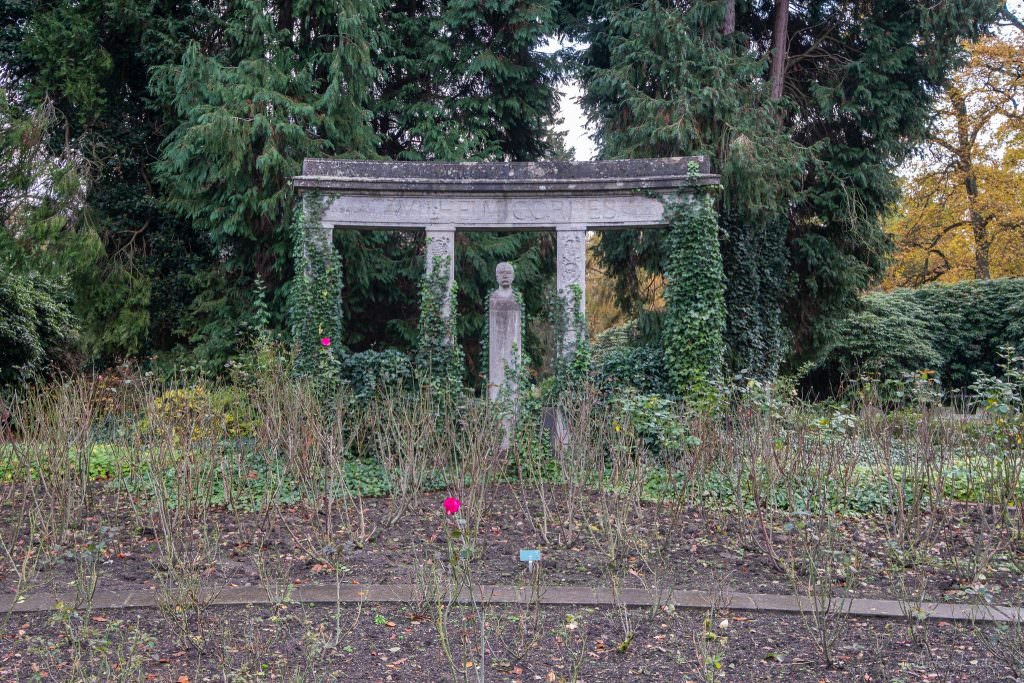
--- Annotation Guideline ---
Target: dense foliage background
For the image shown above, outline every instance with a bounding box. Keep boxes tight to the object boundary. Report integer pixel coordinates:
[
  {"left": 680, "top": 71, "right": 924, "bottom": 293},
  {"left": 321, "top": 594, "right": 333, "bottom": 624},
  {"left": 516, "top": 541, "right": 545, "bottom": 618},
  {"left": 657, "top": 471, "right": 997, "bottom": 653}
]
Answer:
[
  {"left": 1, "top": 0, "right": 1020, "bottom": 396},
  {"left": 809, "top": 277, "right": 1024, "bottom": 393}
]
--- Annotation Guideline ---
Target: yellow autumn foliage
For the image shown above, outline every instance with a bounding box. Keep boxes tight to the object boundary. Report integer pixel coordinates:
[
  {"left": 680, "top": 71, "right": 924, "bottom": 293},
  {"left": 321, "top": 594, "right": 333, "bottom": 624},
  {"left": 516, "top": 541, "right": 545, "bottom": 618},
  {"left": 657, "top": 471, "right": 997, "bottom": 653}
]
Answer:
[{"left": 885, "top": 34, "right": 1024, "bottom": 288}]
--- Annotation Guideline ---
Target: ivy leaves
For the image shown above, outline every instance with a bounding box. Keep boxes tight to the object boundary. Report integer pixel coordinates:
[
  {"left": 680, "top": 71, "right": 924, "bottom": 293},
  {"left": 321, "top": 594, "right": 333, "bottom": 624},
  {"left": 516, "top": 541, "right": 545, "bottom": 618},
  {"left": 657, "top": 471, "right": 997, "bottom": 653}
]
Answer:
[{"left": 662, "top": 196, "right": 726, "bottom": 403}]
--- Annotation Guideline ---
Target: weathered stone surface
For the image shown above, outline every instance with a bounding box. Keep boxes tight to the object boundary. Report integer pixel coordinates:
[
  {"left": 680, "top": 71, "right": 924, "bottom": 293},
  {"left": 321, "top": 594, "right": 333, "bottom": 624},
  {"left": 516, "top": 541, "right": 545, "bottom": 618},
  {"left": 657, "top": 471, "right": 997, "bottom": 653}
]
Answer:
[
  {"left": 295, "top": 158, "right": 718, "bottom": 231},
  {"left": 488, "top": 263, "right": 522, "bottom": 403},
  {"left": 317, "top": 193, "right": 670, "bottom": 230},
  {"left": 556, "top": 227, "right": 587, "bottom": 354},
  {"left": 424, "top": 226, "right": 455, "bottom": 319},
  {"left": 298, "top": 156, "right": 714, "bottom": 189}
]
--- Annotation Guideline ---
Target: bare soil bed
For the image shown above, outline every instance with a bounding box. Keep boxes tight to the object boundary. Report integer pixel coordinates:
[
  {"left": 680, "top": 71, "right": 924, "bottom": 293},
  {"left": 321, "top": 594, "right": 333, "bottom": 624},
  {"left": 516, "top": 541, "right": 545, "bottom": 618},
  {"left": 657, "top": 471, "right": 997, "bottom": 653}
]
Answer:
[
  {"left": 2, "top": 482, "right": 1022, "bottom": 607},
  {"left": 0, "top": 601, "right": 1016, "bottom": 682}
]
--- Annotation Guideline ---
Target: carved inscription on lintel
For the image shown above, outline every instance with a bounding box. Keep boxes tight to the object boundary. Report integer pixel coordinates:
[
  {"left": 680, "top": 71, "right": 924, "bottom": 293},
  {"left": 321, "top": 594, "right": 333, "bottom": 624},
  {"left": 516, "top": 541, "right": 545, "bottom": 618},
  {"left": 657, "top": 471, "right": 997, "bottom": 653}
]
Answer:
[{"left": 322, "top": 194, "right": 667, "bottom": 228}]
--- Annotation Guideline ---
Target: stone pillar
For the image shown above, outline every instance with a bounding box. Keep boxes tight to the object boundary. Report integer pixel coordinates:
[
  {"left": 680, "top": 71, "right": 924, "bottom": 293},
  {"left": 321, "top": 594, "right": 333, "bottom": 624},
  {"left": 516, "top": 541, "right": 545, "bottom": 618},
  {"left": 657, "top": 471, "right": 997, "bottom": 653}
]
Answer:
[
  {"left": 556, "top": 225, "right": 587, "bottom": 357},
  {"left": 310, "top": 222, "right": 333, "bottom": 265},
  {"left": 299, "top": 194, "right": 334, "bottom": 273},
  {"left": 293, "top": 194, "right": 343, "bottom": 372},
  {"left": 424, "top": 225, "right": 456, "bottom": 319}
]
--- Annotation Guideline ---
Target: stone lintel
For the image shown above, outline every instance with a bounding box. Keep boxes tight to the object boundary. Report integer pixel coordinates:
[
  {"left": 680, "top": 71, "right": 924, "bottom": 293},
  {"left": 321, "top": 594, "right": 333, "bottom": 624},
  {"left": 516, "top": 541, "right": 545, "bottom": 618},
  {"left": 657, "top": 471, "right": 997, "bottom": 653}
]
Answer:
[
  {"left": 295, "top": 157, "right": 717, "bottom": 195},
  {"left": 315, "top": 193, "right": 676, "bottom": 230},
  {"left": 294, "top": 158, "right": 718, "bottom": 231}
]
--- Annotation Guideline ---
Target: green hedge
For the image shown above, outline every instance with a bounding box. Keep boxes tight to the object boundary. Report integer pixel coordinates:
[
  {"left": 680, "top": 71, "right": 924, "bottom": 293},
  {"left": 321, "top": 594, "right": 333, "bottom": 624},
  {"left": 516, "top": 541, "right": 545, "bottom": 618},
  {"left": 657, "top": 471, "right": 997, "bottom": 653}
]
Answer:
[
  {"left": 591, "top": 320, "right": 673, "bottom": 396},
  {"left": 809, "top": 278, "right": 1024, "bottom": 392},
  {"left": 340, "top": 349, "right": 412, "bottom": 402}
]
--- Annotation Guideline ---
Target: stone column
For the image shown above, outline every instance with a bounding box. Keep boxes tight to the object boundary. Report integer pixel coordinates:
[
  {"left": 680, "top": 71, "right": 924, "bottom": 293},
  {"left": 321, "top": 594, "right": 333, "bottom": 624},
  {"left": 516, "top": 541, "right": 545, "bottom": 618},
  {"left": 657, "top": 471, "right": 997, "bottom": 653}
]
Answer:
[
  {"left": 556, "top": 224, "right": 587, "bottom": 357},
  {"left": 424, "top": 225, "right": 456, "bottom": 319},
  {"left": 293, "top": 194, "right": 342, "bottom": 372},
  {"left": 299, "top": 194, "right": 334, "bottom": 273},
  {"left": 310, "top": 222, "right": 333, "bottom": 265}
]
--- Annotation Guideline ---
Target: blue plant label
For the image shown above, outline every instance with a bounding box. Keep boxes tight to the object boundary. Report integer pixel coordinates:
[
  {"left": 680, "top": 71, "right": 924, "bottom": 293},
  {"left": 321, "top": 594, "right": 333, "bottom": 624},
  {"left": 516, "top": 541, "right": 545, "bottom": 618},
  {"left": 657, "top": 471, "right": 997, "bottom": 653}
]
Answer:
[{"left": 519, "top": 549, "right": 541, "bottom": 563}]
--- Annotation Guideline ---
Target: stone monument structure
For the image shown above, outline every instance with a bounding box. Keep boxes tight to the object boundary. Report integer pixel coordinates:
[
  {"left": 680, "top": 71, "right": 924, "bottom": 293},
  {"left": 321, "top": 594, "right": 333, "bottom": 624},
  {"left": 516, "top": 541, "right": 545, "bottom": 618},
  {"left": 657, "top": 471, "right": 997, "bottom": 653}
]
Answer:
[
  {"left": 292, "top": 157, "right": 718, "bottom": 362},
  {"left": 488, "top": 262, "right": 522, "bottom": 403}
]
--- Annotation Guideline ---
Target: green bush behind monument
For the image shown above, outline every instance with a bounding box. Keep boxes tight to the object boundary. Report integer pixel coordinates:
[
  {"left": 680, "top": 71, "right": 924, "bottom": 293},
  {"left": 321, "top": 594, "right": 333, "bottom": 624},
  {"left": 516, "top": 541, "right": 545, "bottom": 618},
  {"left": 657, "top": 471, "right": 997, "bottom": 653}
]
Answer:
[{"left": 810, "top": 278, "right": 1024, "bottom": 392}]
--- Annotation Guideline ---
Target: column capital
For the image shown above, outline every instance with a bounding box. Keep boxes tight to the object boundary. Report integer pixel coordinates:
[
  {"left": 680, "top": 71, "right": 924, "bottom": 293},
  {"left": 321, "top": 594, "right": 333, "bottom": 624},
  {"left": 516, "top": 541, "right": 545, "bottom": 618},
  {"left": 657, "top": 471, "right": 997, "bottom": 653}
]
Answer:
[{"left": 555, "top": 223, "right": 589, "bottom": 232}]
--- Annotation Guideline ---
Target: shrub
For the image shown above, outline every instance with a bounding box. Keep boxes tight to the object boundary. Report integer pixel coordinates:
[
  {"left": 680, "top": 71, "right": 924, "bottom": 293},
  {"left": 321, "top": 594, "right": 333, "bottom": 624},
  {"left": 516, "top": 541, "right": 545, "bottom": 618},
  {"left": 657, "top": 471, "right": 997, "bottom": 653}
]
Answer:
[
  {"left": 912, "top": 278, "right": 1024, "bottom": 387},
  {"left": 0, "top": 268, "right": 78, "bottom": 386},
  {"left": 611, "top": 389, "right": 692, "bottom": 455},
  {"left": 591, "top": 320, "right": 673, "bottom": 396},
  {"left": 340, "top": 349, "right": 413, "bottom": 402},
  {"left": 808, "top": 278, "right": 1024, "bottom": 394},
  {"left": 147, "top": 384, "right": 256, "bottom": 440}
]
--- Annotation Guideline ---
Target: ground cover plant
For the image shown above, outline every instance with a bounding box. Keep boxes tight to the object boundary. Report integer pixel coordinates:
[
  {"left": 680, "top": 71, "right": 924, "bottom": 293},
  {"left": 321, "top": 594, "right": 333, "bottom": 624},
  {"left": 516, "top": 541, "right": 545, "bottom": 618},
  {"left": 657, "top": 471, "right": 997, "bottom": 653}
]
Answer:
[{"left": 1, "top": 350, "right": 1024, "bottom": 681}]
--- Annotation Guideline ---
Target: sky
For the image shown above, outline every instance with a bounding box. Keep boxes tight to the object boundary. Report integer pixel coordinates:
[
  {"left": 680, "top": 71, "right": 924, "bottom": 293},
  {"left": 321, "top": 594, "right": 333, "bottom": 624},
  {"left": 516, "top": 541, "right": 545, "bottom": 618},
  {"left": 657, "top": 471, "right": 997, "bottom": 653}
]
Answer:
[
  {"left": 555, "top": 80, "right": 596, "bottom": 161},
  {"left": 540, "top": 39, "right": 597, "bottom": 161}
]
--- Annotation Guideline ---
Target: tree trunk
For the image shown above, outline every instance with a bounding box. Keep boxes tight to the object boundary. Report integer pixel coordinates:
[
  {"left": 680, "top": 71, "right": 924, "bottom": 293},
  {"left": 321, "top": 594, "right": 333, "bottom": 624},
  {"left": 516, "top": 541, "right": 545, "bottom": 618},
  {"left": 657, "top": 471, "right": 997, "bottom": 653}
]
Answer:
[
  {"left": 723, "top": 0, "right": 736, "bottom": 36},
  {"left": 769, "top": 0, "right": 789, "bottom": 100},
  {"left": 276, "top": 0, "right": 293, "bottom": 33},
  {"left": 1002, "top": 3, "right": 1024, "bottom": 34},
  {"left": 953, "top": 95, "right": 991, "bottom": 279},
  {"left": 972, "top": 212, "right": 992, "bottom": 279}
]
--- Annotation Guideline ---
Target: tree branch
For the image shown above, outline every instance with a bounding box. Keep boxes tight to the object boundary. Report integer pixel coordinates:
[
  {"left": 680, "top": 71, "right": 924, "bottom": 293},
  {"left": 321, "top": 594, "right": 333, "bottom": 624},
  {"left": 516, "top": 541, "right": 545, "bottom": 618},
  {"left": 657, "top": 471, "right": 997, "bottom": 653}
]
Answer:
[{"left": 1001, "top": 4, "right": 1024, "bottom": 34}]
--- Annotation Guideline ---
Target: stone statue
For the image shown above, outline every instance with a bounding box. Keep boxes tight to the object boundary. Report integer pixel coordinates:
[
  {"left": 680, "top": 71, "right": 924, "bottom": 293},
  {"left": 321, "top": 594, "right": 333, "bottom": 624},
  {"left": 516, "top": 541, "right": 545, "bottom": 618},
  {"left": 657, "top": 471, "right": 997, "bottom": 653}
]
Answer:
[{"left": 488, "top": 262, "right": 522, "bottom": 403}]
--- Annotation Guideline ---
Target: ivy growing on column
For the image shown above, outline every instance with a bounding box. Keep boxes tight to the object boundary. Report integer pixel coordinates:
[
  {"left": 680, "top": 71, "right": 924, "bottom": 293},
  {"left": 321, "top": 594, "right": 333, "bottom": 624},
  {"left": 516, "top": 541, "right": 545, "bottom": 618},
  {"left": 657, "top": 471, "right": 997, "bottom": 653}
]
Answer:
[
  {"left": 662, "top": 193, "right": 726, "bottom": 403},
  {"left": 551, "top": 283, "right": 590, "bottom": 398},
  {"left": 290, "top": 193, "right": 344, "bottom": 378},
  {"left": 416, "top": 253, "right": 464, "bottom": 399}
]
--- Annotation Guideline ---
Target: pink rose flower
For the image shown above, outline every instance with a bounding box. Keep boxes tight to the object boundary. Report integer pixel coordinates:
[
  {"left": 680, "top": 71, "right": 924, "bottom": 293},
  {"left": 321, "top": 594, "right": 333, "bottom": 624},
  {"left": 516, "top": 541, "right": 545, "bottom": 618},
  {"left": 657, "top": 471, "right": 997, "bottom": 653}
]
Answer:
[
  {"left": 320, "top": 337, "right": 331, "bottom": 347},
  {"left": 443, "top": 497, "right": 461, "bottom": 515}
]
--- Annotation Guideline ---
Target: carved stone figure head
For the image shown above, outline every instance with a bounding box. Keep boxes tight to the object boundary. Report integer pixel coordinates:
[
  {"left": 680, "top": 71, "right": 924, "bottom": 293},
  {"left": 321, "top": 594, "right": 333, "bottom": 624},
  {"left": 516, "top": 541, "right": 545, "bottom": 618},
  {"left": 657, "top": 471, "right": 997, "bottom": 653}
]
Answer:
[{"left": 496, "top": 262, "right": 515, "bottom": 289}]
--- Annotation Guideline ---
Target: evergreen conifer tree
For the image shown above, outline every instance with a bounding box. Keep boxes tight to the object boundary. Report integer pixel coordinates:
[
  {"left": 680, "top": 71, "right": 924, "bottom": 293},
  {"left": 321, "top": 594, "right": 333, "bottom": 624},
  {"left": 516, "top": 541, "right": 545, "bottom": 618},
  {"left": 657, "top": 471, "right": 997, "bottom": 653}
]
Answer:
[
  {"left": 0, "top": 0, "right": 217, "bottom": 364},
  {"left": 568, "top": 0, "right": 1000, "bottom": 375},
  {"left": 150, "top": 0, "right": 380, "bottom": 370},
  {"left": 343, "top": 0, "right": 564, "bottom": 385}
]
